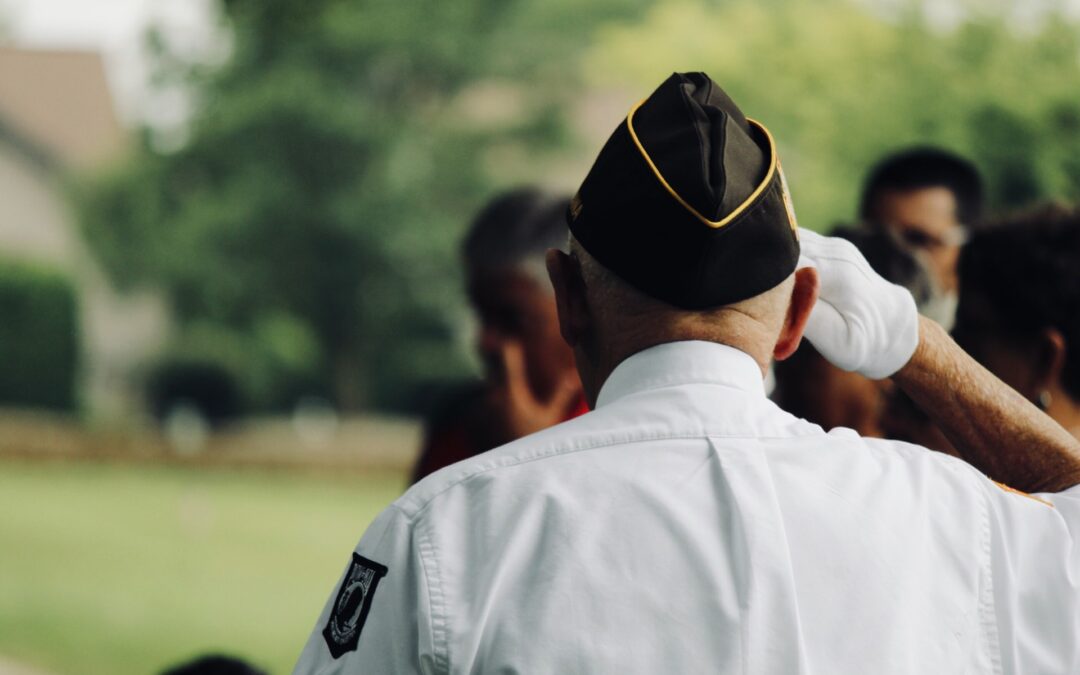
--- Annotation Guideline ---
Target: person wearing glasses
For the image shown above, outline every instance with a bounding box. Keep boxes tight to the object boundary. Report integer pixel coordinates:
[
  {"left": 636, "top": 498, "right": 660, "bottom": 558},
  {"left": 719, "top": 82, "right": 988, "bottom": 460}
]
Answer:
[{"left": 858, "top": 147, "right": 985, "bottom": 328}]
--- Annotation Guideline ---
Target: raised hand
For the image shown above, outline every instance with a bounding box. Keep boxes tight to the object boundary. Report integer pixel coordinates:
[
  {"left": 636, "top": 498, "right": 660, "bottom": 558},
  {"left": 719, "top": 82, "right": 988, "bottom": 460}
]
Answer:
[{"left": 797, "top": 228, "right": 920, "bottom": 379}]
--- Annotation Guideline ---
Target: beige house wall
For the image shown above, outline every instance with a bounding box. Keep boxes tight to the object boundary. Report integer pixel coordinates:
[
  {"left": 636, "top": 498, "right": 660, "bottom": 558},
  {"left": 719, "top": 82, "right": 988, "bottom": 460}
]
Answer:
[
  {"left": 0, "top": 46, "right": 128, "bottom": 170},
  {"left": 0, "top": 139, "right": 171, "bottom": 419}
]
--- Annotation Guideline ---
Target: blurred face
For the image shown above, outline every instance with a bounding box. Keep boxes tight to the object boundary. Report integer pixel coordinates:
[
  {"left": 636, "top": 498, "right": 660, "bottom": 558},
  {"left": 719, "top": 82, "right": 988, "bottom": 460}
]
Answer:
[
  {"left": 467, "top": 267, "right": 576, "bottom": 400},
  {"left": 871, "top": 186, "right": 965, "bottom": 293}
]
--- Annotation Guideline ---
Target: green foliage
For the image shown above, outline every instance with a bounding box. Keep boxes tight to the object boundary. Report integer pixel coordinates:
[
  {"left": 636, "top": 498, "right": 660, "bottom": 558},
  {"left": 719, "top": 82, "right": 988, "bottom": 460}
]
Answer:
[
  {"left": 146, "top": 357, "right": 242, "bottom": 424},
  {"left": 145, "top": 315, "right": 324, "bottom": 419},
  {"left": 80, "top": 0, "right": 650, "bottom": 412},
  {"left": 0, "top": 259, "right": 78, "bottom": 411},
  {"left": 585, "top": 0, "right": 1080, "bottom": 230},
  {"left": 81, "top": 0, "right": 1080, "bottom": 415}
]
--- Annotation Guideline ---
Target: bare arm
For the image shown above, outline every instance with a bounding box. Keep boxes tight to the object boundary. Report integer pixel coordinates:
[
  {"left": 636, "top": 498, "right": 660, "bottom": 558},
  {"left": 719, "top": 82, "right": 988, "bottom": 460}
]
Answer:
[{"left": 893, "top": 316, "right": 1080, "bottom": 493}]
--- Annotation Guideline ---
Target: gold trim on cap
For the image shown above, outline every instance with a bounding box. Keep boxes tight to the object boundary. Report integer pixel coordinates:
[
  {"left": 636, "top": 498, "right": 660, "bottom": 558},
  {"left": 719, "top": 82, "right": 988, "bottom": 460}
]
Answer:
[{"left": 626, "top": 98, "right": 779, "bottom": 229}]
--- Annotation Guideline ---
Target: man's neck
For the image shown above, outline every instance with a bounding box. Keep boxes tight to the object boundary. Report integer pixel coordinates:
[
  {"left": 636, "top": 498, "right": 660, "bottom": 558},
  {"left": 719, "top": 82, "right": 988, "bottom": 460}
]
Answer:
[{"left": 581, "top": 312, "right": 775, "bottom": 407}]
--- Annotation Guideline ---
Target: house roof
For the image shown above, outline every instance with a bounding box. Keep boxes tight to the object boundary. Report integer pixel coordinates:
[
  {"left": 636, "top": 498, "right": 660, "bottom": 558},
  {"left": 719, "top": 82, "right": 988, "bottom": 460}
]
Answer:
[{"left": 0, "top": 46, "right": 127, "bottom": 170}]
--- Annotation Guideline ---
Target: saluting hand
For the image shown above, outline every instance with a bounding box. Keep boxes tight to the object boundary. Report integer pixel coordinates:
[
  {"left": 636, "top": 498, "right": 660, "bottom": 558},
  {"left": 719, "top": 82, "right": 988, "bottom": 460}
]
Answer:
[{"left": 797, "top": 228, "right": 920, "bottom": 380}]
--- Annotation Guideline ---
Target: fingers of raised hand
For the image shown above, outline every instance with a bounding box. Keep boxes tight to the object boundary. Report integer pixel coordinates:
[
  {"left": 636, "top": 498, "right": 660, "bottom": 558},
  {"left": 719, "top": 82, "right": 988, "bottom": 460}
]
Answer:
[
  {"left": 804, "top": 298, "right": 865, "bottom": 372},
  {"left": 798, "top": 228, "right": 876, "bottom": 282}
]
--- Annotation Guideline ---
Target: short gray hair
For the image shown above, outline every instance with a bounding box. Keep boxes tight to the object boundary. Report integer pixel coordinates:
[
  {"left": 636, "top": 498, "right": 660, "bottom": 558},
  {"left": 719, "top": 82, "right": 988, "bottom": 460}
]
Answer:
[
  {"left": 463, "top": 188, "right": 570, "bottom": 286},
  {"left": 571, "top": 236, "right": 794, "bottom": 342}
]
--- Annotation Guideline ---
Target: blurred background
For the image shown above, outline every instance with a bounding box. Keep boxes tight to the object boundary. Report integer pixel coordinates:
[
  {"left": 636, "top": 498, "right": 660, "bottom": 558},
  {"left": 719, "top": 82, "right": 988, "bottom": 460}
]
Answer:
[{"left": 3, "top": 0, "right": 1080, "bottom": 672}]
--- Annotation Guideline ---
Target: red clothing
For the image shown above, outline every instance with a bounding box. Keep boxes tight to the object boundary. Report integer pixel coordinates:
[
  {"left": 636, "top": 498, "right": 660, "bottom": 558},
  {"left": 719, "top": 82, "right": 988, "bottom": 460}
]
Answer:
[{"left": 411, "top": 388, "right": 588, "bottom": 484}]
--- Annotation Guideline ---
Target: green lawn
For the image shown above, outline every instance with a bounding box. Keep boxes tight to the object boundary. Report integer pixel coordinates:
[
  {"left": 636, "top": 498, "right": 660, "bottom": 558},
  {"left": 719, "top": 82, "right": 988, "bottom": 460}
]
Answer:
[{"left": 0, "top": 461, "right": 406, "bottom": 675}]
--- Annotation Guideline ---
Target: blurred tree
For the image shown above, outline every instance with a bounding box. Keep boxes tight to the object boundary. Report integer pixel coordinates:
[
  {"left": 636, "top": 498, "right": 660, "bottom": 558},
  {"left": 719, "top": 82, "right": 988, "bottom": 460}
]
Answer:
[
  {"left": 585, "top": 0, "right": 1080, "bottom": 230},
  {"left": 81, "top": 0, "right": 650, "bottom": 412},
  {"left": 87, "top": 0, "right": 1080, "bottom": 415}
]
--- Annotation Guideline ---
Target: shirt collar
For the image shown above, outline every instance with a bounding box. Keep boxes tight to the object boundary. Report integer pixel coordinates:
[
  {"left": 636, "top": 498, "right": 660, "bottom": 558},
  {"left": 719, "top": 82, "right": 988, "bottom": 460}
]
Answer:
[{"left": 595, "top": 340, "right": 766, "bottom": 408}]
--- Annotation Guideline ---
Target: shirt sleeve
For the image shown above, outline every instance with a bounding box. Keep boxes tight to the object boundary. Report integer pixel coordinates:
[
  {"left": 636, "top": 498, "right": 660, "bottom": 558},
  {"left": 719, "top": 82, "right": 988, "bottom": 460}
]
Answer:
[
  {"left": 985, "top": 481, "right": 1080, "bottom": 674},
  {"left": 292, "top": 504, "right": 437, "bottom": 675}
]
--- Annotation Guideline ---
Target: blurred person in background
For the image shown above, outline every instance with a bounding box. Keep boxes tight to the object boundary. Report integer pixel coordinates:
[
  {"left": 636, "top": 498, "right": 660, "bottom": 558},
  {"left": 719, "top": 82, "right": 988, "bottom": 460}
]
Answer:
[
  {"left": 859, "top": 146, "right": 985, "bottom": 327},
  {"left": 410, "top": 189, "right": 587, "bottom": 483},
  {"left": 773, "top": 225, "right": 936, "bottom": 438},
  {"left": 954, "top": 204, "right": 1080, "bottom": 439}
]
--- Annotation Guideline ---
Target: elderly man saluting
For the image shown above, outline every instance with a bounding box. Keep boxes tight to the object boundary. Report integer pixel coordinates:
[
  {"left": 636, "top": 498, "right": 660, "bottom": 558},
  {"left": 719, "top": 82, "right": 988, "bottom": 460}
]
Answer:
[{"left": 294, "top": 73, "right": 1080, "bottom": 674}]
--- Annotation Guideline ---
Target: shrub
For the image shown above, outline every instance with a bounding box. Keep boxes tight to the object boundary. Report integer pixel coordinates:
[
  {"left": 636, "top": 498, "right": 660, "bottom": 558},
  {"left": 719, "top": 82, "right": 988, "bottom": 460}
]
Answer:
[
  {"left": 146, "top": 358, "right": 242, "bottom": 426},
  {"left": 0, "top": 259, "right": 79, "bottom": 410},
  {"left": 145, "top": 314, "right": 326, "bottom": 425}
]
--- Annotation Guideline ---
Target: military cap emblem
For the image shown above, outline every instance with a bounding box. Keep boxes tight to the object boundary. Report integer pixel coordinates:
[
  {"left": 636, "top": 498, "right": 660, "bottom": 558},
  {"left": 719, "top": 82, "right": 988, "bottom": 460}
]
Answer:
[{"left": 322, "top": 553, "right": 388, "bottom": 659}]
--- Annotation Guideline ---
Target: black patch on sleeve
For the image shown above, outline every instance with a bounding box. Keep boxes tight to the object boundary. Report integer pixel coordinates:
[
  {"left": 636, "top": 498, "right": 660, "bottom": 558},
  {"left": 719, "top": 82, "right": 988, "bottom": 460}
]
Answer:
[{"left": 322, "top": 553, "right": 389, "bottom": 659}]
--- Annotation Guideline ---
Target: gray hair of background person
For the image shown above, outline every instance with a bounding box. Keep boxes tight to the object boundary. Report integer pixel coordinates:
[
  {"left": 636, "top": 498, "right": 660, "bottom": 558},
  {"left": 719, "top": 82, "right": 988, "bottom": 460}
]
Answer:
[
  {"left": 462, "top": 188, "right": 571, "bottom": 289},
  {"left": 859, "top": 146, "right": 985, "bottom": 228},
  {"left": 957, "top": 203, "right": 1080, "bottom": 401}
]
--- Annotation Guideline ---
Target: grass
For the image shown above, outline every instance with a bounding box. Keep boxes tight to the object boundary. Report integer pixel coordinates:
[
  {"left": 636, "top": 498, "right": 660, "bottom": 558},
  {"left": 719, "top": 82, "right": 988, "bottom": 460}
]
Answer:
[{"left": 0, "top": 460, "right": 406, "bottom": 675}]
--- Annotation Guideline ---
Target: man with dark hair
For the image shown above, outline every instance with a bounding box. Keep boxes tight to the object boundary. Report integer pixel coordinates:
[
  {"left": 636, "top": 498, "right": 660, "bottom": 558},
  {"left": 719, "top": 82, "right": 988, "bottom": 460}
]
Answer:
[
  {"left": 955, "top": 203, "right": 1080, "bottom": 438},
  {"left": 297, "top": 74, "right": 1080, "bottom": 674},
  {"left": 410, "top": 188, "right": 586, "bottom": 483},
  {"left": 859, "top": 147, "right": 985, "bottom": 319}
]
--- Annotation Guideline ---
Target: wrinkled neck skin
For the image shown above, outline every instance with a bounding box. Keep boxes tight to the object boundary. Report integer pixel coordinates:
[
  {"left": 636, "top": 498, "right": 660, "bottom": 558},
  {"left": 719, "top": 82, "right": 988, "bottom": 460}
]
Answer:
[{"left": 576, "top": 308, "right": 778, "bottom": 408}]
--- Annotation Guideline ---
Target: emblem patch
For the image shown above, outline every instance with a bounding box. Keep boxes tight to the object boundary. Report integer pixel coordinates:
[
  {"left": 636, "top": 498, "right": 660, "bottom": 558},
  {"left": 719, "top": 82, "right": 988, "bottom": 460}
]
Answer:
[{"left": 322, "top": 553, "right": 388, "bottom": 658}]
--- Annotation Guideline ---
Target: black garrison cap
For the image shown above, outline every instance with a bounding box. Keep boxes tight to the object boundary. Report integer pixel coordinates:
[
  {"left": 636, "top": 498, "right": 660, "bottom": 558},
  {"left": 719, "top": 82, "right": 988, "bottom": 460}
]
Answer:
[{"left": 567, "top": 72, "right": 800, "bottom": 309}]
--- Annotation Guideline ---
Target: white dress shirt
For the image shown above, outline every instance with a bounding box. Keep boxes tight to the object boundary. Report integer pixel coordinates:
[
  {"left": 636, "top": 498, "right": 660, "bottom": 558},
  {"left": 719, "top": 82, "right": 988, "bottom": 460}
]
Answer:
[{"left": 294, "top": 340, "right": 1080, "bottom": 674}]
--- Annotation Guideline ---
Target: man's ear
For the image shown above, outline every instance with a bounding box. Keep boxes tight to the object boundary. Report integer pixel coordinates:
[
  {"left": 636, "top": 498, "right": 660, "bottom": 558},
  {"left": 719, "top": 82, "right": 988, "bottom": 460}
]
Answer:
[
  {"left": 546, "top": 249, "right": 590, "bottom": 348},
  {"left": 774, "top": 266, "right": 820, "bottom": 361}
]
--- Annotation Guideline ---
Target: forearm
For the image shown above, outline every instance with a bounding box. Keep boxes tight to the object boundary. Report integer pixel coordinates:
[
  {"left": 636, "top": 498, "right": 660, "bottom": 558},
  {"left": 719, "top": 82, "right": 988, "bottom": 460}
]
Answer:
[{"left": 893, "top": 316, "right": 1080, "bottom": 493}]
